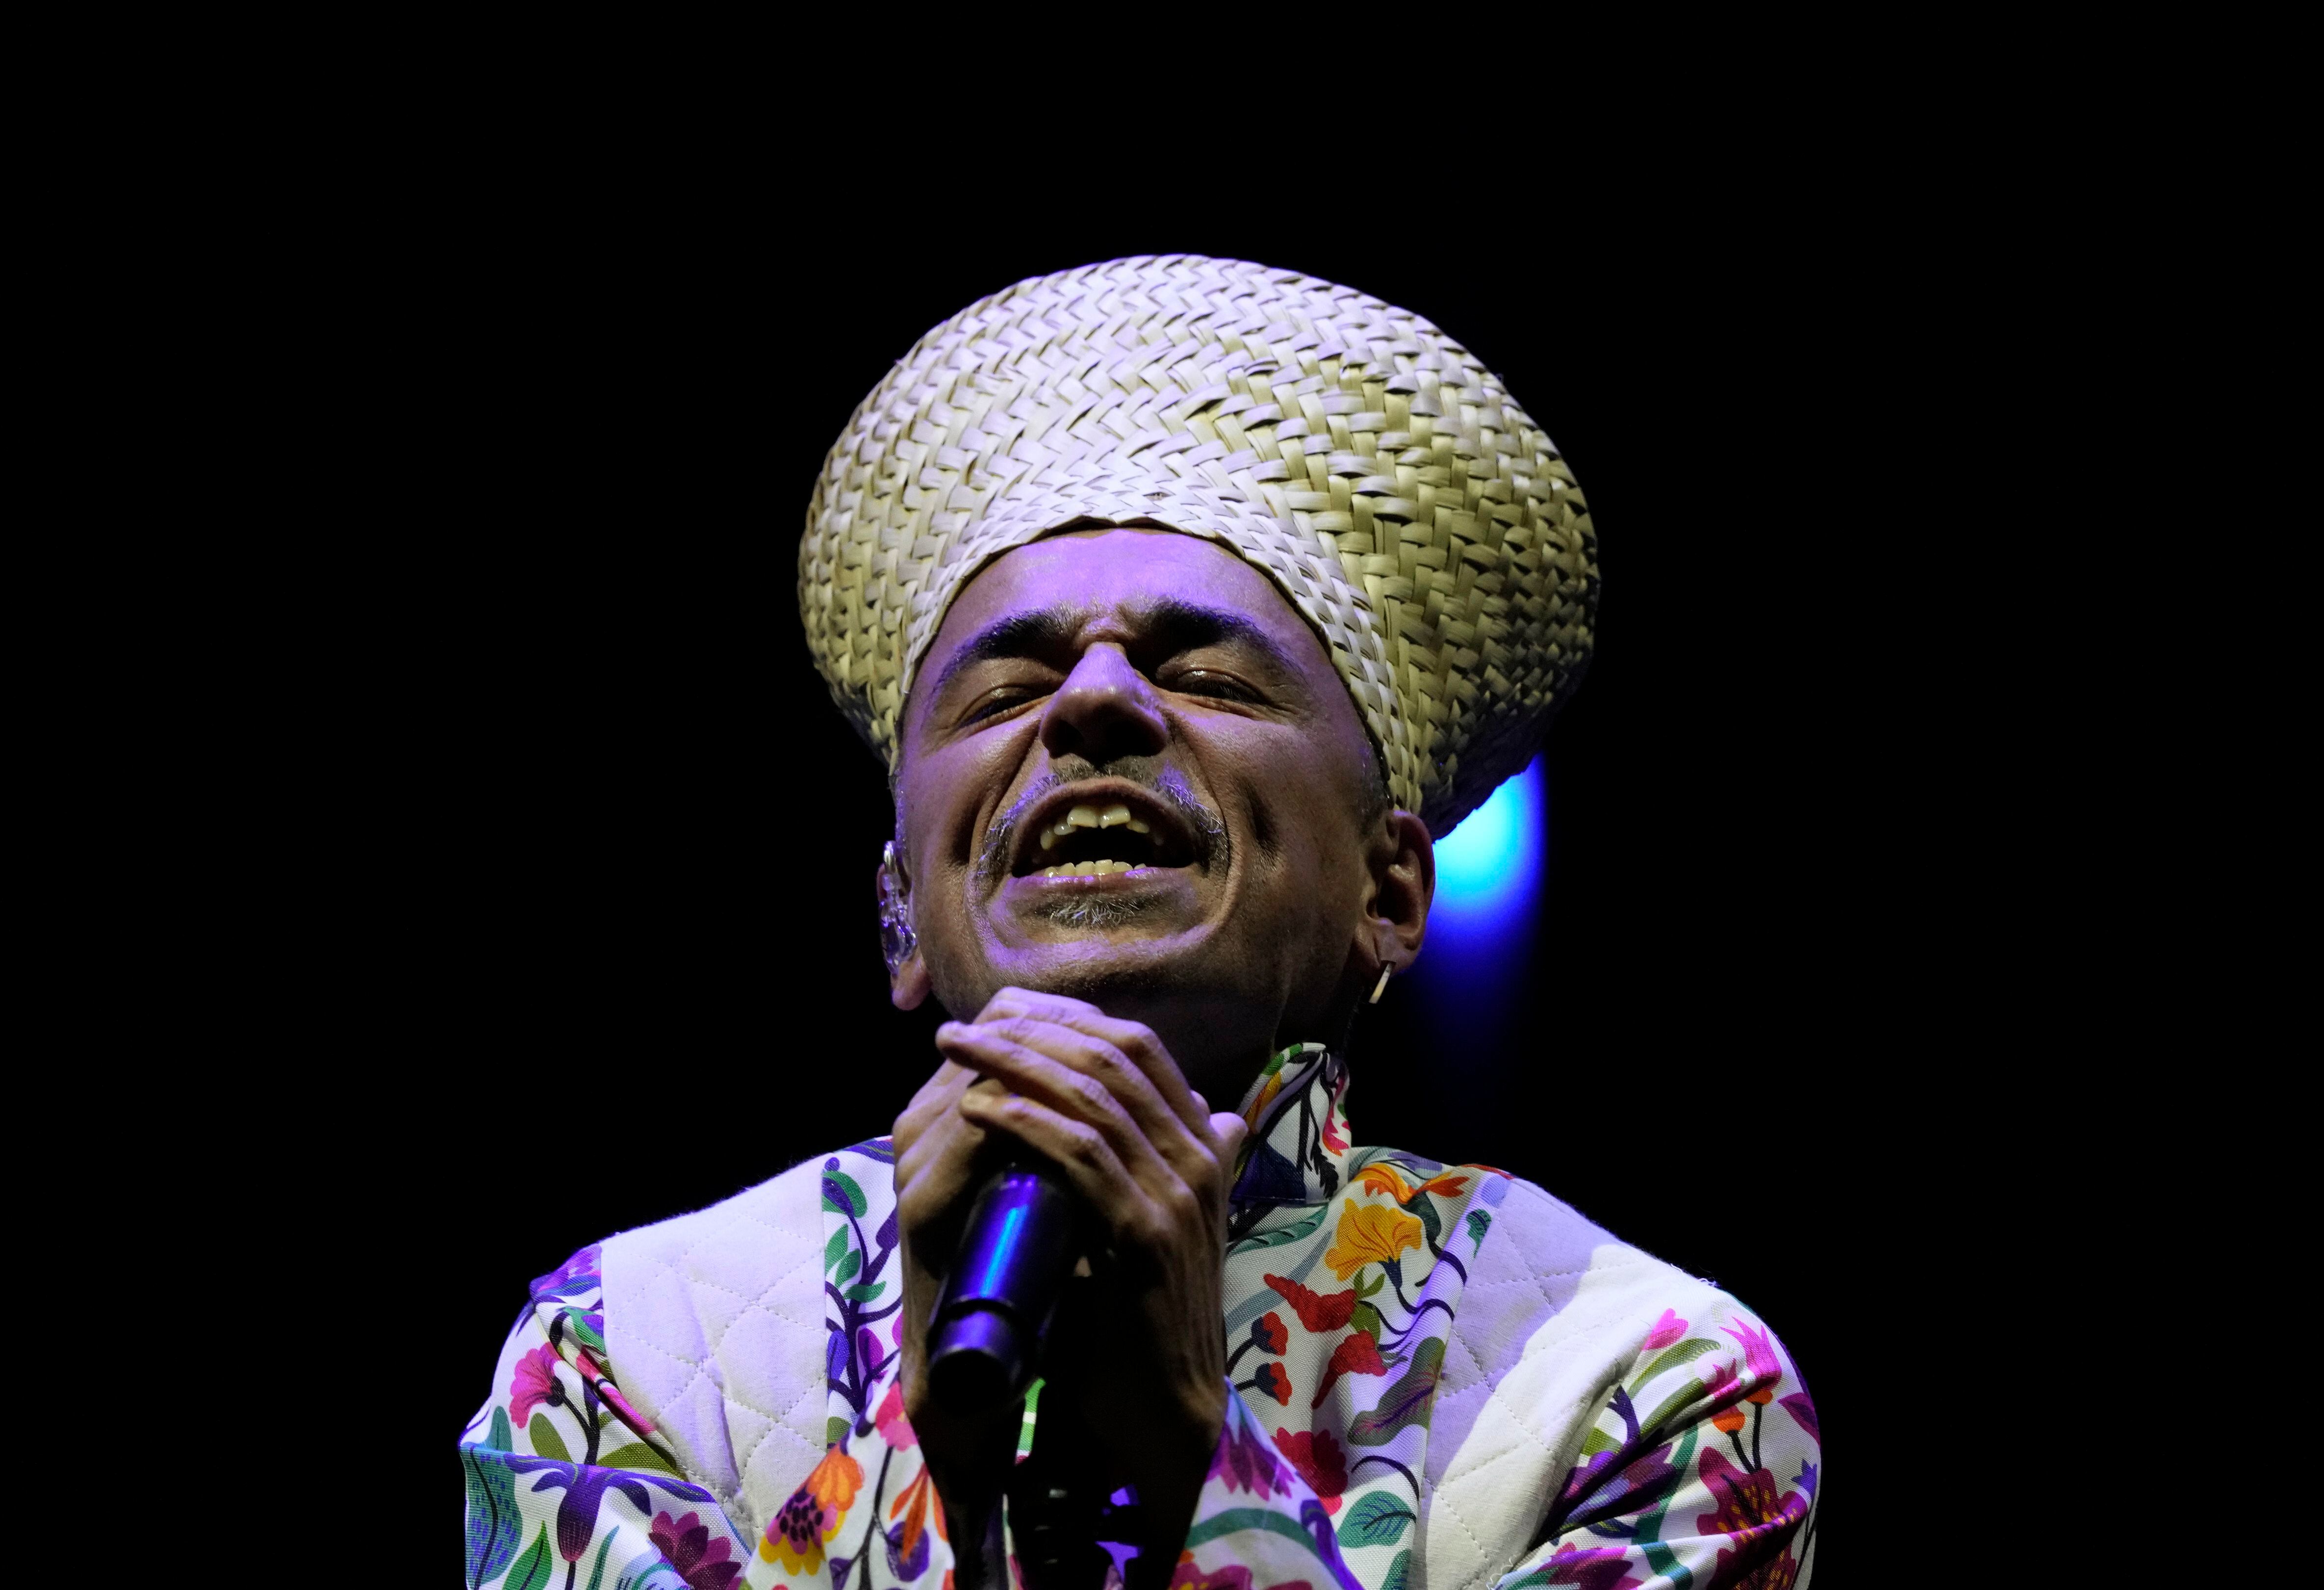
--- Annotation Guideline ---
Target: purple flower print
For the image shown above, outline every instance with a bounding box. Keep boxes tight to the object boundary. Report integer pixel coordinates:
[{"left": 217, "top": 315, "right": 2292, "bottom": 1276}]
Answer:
[{"left": 505, "top": 1454, "right": 715, "bottom": 1566}]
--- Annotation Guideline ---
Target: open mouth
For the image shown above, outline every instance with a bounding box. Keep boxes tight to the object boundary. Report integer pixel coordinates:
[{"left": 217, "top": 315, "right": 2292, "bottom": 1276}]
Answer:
[{"left": 1007, "top": 786, "right": 1200, "bottom": 881}]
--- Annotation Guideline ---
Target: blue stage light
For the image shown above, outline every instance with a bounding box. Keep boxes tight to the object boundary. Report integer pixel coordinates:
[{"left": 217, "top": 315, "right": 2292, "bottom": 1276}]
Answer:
[{"left": 1428, "top": 754, "right": 1546, "bottom": 940}]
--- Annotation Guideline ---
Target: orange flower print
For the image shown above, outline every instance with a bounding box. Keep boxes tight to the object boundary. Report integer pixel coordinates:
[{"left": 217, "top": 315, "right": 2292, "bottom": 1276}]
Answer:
[
  {"left": 890, "top": 1462, "right": 944, "bottom": 1566},
  {"left": 1354, "top": 1164, "right": 1473, "bottom": 1205},
  {"left": 1324, "top": 1199, "right": 1423, "bottom": 1280},
  {"left": 1711, "top": 1403, "right": 1750, "bottom": 1435},
  {"left": 760, "top": 1443, "right": 865, "bottom": 1572}
]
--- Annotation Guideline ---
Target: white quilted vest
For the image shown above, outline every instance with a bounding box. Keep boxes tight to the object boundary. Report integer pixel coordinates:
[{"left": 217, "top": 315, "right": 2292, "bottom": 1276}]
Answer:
[{"left": 602, "top": 1157, "right": 1729, "bottom": 1590}]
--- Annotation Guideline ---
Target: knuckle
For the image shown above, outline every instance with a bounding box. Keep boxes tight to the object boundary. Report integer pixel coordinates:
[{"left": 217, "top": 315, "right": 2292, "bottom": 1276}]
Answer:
[
  {"left": 1072, "top": 1071, "right": 1114, "bottom": 1115},
  {"left": 1061, "top": 1121, "right": 1106, "bottom": 1168},
  {"left": 1083, "top": 1041, "right": 1132, "bottom": 1085}
]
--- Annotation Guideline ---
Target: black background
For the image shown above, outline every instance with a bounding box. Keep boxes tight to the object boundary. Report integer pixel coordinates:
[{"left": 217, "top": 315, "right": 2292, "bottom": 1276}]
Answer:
[{"left": 334, "top": 176, "right": 2009, "bottom": 1580}]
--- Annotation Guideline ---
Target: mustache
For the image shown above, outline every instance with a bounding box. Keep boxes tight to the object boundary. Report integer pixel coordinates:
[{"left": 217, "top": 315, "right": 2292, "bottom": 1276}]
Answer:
[{"left": 975, "top": 756, "right": 1229, "bottom": 885}]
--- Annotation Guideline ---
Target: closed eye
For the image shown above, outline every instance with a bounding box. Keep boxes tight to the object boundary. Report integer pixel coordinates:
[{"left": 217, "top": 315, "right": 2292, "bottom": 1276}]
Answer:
[
  {"left": 1166, "top": 669, "right": 1262, "bottom": 702},
  {"left": 963, "top": 686, "right": 1048, "bottom": 722}
]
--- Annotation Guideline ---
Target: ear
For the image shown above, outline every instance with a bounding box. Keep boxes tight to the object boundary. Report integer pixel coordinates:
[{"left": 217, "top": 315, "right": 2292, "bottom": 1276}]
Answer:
[
  {"left": 877, "top": 847, "right": 931, "bottom": 1011},
  {"left": 1356, "top": 809, "right": 1434, "bottom": 979}
]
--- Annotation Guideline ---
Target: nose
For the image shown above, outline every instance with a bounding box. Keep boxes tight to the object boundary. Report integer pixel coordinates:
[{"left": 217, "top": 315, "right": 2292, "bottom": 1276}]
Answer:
[{"left": 1039, "top": 643, "right": 1168, "bottom": 764}]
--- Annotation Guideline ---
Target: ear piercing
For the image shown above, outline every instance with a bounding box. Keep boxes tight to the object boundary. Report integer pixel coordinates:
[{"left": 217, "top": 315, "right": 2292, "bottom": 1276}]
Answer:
[
  {"left": 878, "top": 841, "right": 917, "bottom": 974},
  {"left": 1370, "top": 964, "right": 1392, "bottom": 1005}
]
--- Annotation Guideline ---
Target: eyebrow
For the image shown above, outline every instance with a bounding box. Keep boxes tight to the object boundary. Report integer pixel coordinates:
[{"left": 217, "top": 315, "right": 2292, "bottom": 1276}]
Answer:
[
  {"left": 924, "top": 604, "right": 1088, "bottom": 701},
  {"left": 1132, "top": 596, "right": 1303, "bottom": 675},
  {"left": 922, "top": 595, "right": 1304, "bottom": 701}
]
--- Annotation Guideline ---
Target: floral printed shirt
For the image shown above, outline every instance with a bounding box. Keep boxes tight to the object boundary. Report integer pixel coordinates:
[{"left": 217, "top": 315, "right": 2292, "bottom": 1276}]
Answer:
[{"left": 463, "top": 1045, "right": 1820, "bottom": 1590}]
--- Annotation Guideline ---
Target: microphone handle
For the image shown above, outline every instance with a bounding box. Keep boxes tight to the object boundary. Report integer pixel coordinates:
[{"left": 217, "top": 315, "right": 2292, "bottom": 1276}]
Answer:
[{"left": 926, "top": 1161, "right": 1081, "bottom": 1416}]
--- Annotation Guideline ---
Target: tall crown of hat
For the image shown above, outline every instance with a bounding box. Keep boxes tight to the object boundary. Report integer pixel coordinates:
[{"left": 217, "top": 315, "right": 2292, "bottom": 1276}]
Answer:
[{"left": 799, "top": 255, "right": 1599, "bottom": 835}]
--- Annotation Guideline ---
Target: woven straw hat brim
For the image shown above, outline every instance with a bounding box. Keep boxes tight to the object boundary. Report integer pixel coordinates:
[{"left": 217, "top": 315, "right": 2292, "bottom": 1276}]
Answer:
[{"left": 798, "top": 255, "right": 1598, "bottom": 835}]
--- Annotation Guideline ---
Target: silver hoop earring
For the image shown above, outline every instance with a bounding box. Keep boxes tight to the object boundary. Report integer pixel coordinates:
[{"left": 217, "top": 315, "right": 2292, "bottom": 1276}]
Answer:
[{"left": 877, "top": 841, "right": 918, "bottom": 974}]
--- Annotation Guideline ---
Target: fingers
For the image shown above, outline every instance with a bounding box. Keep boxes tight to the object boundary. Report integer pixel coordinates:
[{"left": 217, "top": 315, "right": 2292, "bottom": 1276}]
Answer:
[
  {"left": 976, "top": 988, "right": 1209, "bottom": 1133},
  {"left": 956, "top": 1087, "right": 1206, "bottom": 1255},
  {"left": 936, "top": 1021, "right": 1186, "bottom": 1198}
]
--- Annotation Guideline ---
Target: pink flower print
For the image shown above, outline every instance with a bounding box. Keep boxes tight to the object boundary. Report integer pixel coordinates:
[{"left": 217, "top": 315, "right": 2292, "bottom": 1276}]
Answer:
[
  {"left": 1721, "top": 1319, "right": 1783, "bottom": 1403},
  {"left": 510, "top": 1343, "right": 562, "bottom": 1427},
  {"left": 1694, "top": 1449, "right": 1808, "bottom": 1588},
  {"left": 1644, "top": 1309, "right": 1687, "bottom": 1352},
  {"left": 1319, "top": 1097, "right": 1349, "bottom": 1154},
  {"left": 650, "top": 1510, "right": 743, "bottom": 1590},
  {"left": 875, "top": 1380, "right": 918, "bottom": 1449}
]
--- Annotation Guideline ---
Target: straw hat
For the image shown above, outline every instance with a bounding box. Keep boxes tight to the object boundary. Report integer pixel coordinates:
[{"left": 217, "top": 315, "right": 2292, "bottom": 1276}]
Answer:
[{"left": 798, "top": 255, "right": 1598, "bottom": 835}]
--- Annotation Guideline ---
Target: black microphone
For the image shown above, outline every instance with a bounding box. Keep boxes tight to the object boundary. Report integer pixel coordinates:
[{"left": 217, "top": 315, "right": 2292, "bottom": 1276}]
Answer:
[{"left": 926, "top": 1161, "right": 1081, "bottom": 1415}]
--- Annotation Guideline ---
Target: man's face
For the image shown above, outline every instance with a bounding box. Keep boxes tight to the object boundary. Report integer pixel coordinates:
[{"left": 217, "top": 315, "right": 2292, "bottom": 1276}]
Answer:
[{"left": 893, "top": 527, "right": 1394, "bottom": 1091}]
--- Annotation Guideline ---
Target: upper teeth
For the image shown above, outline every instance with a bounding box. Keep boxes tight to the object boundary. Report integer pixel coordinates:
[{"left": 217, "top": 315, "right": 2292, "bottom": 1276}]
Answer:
[
  {"left": 1042, "top": 859, "right": 1138, "bottom": 877},
  {"left": 1037, "top": 802, "right": 1152, "bottom": 850}
]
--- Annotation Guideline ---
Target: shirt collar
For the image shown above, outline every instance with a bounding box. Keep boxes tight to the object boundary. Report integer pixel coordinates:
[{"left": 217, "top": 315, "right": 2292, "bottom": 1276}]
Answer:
[{"left": 1228, "top": 1042, "right": 1351, "bottom": 1208}]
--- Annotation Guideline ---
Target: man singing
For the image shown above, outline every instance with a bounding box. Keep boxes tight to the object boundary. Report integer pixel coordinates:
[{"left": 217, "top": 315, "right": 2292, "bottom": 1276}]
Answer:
[{"left": 461, "top": 257, "right": 1820, "bottom": 1590}]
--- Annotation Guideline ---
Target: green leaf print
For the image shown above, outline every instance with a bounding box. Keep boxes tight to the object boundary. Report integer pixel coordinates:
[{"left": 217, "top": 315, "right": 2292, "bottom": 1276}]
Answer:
[
  {"left": 584, "top": 1527, "right": 620, "bottom": 1590},
  {"left": 505, "top": 1523, "right": 554, "bottom": 1590},
  {"left": 1339, "top": 1491, "right": 1417, "bottom": 1546},
  {"left": 488, "top": 1406, "right": 514, "bottom": 1452},
  {"left": 1637, "top": 1377, "right": 1715, "bottom": 1442},
  {"left": 528, "top": 1413, "right": 572, "bottom": 1464},
  {"left": 1627, "top": 1337, "right": 1718, "bottom": 1396},
  {"left": 824, "top": 1169, "right": 868, "bottom": 1217},
  {"left": 825, "top": 1227, "right": 851, "bottom": 1273},
  {"left": 1346, "top": 1337, "right": 1446, "bottom": 1446},
  {"left": 1350, "top": 1301, "right": 1384, "bottom": 1341},
  {"left": 843, "top": 1280, "right": 887, "bottom": 1302},
  {"left": 461, "top": 1444, "right": 521, "bottom": 1584},
  {"left": 1182, "top": 1508, "right": 1335, "bottom": 1556},
  {"left": 598, "top": 1441, "right": 681, "bottom": 1476},
  {"left": 564, "top": 1308, "right": 608, "bottom": 1355},
  {"left": 1380, "top": 1548, "right": 1414, "bottom": 1590},
  {"left": 1229, "top": 1203, "right": 1330, "bottom": 1253},
  {"left": 829, "top": 1415, "right": 853, "bottom": 1446},
  {"left": 1466, "top": 1210, "right": 1491, "bottom": 1254},
  {"left": 834, "top": 1247, "right": 862, "bottom": 1287}
]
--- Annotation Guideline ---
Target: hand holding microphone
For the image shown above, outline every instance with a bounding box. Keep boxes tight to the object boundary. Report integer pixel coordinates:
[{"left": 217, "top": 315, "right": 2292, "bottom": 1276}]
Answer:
[{"left": 890, "top": 988, "right": 1249, "bottom": 1582}]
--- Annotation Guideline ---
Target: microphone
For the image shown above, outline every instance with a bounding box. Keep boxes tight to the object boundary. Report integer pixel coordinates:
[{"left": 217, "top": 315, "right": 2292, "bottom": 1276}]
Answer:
[{"left": 926, "top": 1161, "right": 1081, "bottom": 1415}]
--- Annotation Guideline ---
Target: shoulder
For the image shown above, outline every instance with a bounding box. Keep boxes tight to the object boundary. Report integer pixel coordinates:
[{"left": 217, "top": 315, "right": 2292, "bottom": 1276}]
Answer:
[
  {"left": 1462, "top": 1172, "right": 1787, "bottom": 1376},
  {"left": 1433, "top": 1169, "right": 1805, "bottom": 1458},
  {"left": 599, "top": 1142, "right": 897, "bottom": 1356},
  {"left": 578, "top": 1144, "right": 897, "bottom": 1516}
]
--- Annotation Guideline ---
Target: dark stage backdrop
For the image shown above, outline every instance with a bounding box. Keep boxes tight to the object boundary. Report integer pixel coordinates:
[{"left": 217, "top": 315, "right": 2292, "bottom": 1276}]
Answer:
[{"left": 356, "top": 197, "right": 1973, "bottom": 1578}]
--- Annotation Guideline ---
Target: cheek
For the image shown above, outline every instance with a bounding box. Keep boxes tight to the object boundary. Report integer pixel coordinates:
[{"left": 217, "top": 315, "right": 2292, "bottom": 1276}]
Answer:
[{"left": 899, "top": 732, "right": 1016, "bottom": 872}]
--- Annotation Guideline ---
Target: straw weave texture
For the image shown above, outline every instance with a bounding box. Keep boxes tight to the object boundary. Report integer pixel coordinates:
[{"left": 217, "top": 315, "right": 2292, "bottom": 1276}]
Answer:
[{"left": 799, "top": 255, "right": 1598, "bottom": 835}]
